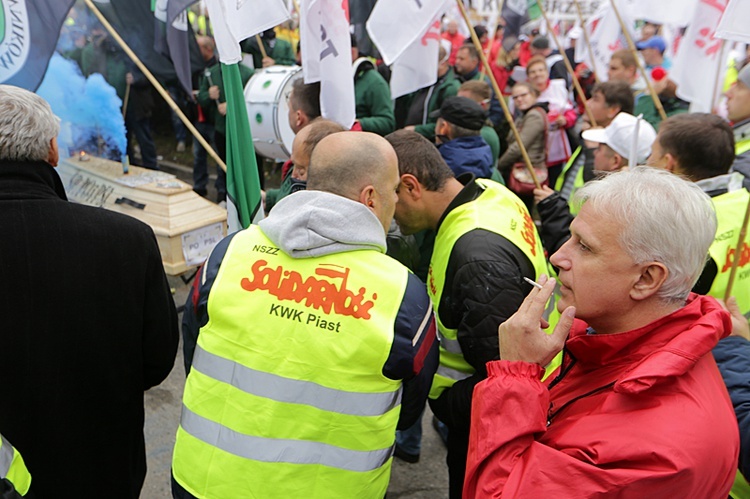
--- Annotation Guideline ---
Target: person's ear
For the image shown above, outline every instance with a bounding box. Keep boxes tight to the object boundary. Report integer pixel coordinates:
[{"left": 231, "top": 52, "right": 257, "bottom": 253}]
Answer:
[
  {"left": 399, "top": 174, "right": 422, "bottom": 201},
  {"left": 664, "top": 153, "right": 678, "bottom": 173},
  {"left": 47, "top": 137, "right": 59, "bottom": 167},
  {"left": 630, "top": 262, "right": 668, "bottom": 301},
  {"left": 359, "top": 185, "right": 377, "bottom": 209}
]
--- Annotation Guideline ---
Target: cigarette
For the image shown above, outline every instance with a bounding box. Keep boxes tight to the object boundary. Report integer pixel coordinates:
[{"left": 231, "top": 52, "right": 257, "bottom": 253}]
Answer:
[{"left": 523, "top": 276, "right": 544, "bottom": 290}]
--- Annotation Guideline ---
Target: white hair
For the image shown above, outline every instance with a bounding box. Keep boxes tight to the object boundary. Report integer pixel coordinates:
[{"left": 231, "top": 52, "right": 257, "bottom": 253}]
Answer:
[
  {"left": 0, "top": 85, "right": 60, "bottom": 162},
  {"left": 573, "top": 167, "right": 717, "bottom": 303}
]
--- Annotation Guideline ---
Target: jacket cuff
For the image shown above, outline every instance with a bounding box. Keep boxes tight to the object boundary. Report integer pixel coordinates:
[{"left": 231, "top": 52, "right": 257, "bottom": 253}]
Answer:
[{"left": 486, "top": 360, "right": 544, "bottom": 379}]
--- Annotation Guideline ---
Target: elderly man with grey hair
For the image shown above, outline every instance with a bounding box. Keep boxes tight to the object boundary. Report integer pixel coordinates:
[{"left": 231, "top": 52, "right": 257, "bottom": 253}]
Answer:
[
  {"left": 0, "top": 85, "right": 178, "bottom": 497},
  {"left": 464, "top": 167, "right": 739, "bottom": 498}
]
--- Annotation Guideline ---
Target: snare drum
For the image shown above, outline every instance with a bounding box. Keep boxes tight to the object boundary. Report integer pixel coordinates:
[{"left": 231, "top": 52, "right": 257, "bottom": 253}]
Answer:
[{"left": 244, "top": 65, "right": 302, "bottom": 161}]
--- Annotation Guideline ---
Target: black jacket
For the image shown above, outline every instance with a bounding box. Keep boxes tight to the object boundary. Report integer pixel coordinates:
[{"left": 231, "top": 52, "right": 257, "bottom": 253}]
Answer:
[{"left": 0, "top": 160, "right": 178, "bottom": 498}]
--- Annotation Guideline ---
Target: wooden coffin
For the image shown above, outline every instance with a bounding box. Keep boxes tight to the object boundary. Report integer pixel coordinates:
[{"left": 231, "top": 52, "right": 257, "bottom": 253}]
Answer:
[{"left": 57, "top": 155, "right": 227, "bottom": 275}]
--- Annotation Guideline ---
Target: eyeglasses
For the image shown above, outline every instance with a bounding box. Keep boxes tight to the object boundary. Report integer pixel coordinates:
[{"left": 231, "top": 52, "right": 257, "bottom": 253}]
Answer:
[{"left": 512, "top": 93, "right": 530, "bottom": 100}]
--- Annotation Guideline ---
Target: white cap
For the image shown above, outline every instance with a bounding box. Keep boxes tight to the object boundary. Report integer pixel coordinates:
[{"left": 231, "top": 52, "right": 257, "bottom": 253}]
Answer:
[
  {"left": 581, "top": 113, "right": 657, "bottom": 163},
  {"left": 568, "top": 27, "right": 583, "bottom": 40}
]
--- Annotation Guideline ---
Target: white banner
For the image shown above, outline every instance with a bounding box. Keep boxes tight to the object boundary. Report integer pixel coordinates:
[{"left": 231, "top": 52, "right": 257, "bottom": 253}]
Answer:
[
  {"left": 716, "top": 0, "right": 750, "bottom": 44},
  {"left": 300, "top": 0, "right": 355, "bottom": 128},
  {"left": 205, "top": 0, "right": 290, "bottom": 64},
  {"left": 574, "top": 0, "right": 635, "bottom": 81},
  {"left": 672, "top": 0, "right": 729, "bottom": 112},
  {"left": 629, "top": 0, "right": 699, "bottom": 26},
  {"left": 390, "top": 17, "right": 442, "bottom": 99},
  {"left": 367, "top": 0, "right": 448, "bottom": 65}
]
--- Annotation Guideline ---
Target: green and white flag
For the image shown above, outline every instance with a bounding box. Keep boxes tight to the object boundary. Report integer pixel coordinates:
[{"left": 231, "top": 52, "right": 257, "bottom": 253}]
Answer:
[
  {"left": 205, "top": 0, "right": 289, "bottom": 231},
  {"left": 0, "top": 0, "right": 76, "bottom": 90}
]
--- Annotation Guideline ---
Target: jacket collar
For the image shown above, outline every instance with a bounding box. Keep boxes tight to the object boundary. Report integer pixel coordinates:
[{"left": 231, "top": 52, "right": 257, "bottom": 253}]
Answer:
[
  {"left": 435, "top": 173, "right": 479, "bottom": 231},
  {"left": 565, "top": 294, "right": 730, "bottom": 394},
  {"left": 733, "top": 118, "right": 750, "bottom": 142},
  {"left": 0, "top": 160, "right": 68, "bottom": 202}
]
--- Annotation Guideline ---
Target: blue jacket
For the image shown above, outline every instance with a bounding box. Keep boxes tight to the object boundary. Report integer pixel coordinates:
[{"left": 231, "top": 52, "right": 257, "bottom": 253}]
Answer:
[
  {"left": 439, "top": 136, "right": 494, "bottom": 179},
  {"left": 714, "top": 335, "right": 750, "bottom": 481}
]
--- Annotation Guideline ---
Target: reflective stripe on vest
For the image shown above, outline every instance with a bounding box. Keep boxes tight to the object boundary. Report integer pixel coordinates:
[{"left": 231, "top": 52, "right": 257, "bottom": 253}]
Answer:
[
  {"left": 192, "top": 344, "right": 402, "bottom": 417},
  {"left": 738, "top": 137, "right": 750, "bottom": 156},
  {"left": 0, "top": 434, "right": 31, "bottom": 496},
  {"left": 427, "top": 179, "right": 551, "bottom": 398},
  {"left": 708, "top": 188, "right": 750, "bottom": 319},
  {"left": 173, "top": 225, "right": 408, "bottom": 498},
  {"left": 180, "top": 405, "right": 394, "bottom": 473}
]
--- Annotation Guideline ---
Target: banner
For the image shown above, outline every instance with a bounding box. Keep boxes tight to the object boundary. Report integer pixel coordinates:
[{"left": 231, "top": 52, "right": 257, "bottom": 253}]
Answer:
[
  {"left": 0, "top": 0, "right": 76, "bottom": 90},
  {"left": 672, "top": 0, "right": 730, "bottom": 113},
  {"left": 574, "top": 0, "right": 635, "bottom": 81},
  {"left": 367, "top": 0, "right": 447, "bottom": 65},
  {"left": 716, "top": 0, "right": 750, "bottom": 44},
  {"left": 629, "top": 0, "right": 699, "bottom": 26},
  {"left": 154, "top": 0, "right": 194, "bottom": 96},
  {"left": 390, "top": 16, "right": 443, "bottom": 99},
  {"left": 300, "top": 0, "right": 355, "bottom": 128}
]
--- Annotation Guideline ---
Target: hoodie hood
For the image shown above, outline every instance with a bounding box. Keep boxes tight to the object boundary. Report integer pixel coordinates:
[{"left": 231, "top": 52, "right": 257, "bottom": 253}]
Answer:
[{"left": 258, "top": 190, "right": 387, "bottom": 258}]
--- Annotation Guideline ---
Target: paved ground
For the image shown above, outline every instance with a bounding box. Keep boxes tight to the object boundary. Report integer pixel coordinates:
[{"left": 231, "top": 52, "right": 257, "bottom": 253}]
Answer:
[{"left": 138, "top": 160, "right": 450, "bottom": 498}]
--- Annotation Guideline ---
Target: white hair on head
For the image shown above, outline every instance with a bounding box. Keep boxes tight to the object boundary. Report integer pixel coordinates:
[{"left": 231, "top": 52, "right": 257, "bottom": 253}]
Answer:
[
  {"left": 0, "top": 85, "right": 60, "bottom": 162},
  {"left": 573, "top": 167, "right": 717, "bottom": 303}
]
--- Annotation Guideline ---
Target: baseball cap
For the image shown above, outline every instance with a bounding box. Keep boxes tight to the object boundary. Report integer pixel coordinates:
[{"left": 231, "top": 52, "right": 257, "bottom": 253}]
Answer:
[
  {"left": 531, "top": 36, "right": 550, "bottom": 50},
  {"left": 738, "top": 64, "right": 750, "bottom": 89},
  {"left": 636, "top": 35, "right": 666, "bottom": 54},
  {"left": 581, "top": 113, "right": 657, "bottom": 163},
  {"left": 429, "top": 96, "right": 487, "bottom": 131}
]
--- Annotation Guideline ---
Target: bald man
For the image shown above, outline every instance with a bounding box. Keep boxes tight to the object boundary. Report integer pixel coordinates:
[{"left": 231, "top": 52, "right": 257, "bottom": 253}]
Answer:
[{"left": 174, "top": 132, "right": 439, "bottom": 499}]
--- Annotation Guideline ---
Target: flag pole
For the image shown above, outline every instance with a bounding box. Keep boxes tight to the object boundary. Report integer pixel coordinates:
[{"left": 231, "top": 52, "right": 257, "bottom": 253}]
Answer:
[
  {"left": 724, "top": 197, "right": 750, "bottom": 301},
  {"left": 573, "top": 0, "right": 598, "bottom": 81},
  {"left": 538, "top": 0, "right": 597, "bottom": 127},
  {"left": 609, "top": 0, "right": 667, "bottom": 121},
  {"left": 255, "top": 34, "right": 269, "bottom": 59},
  {"left": 83, "top": 0, "right": 228, "bottom": 172},
  {"left": 455, "top": 0, "right": 541, "bottom": 189}
]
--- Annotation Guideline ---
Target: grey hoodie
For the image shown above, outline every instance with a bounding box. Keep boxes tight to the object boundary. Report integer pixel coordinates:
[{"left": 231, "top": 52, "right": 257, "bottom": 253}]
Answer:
[{"left": 258, "top": 190, "right": 387, "bottom": 258}]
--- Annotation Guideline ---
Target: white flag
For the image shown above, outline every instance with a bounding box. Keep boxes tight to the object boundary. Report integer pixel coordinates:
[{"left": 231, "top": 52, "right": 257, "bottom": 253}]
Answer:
[
  {"left": 629, "top": 0, "right": 699, "bottom": 26},
  {"left": 390, "top": 17, "right": 442, "bottom": 99},
  {"left": 574, "top": 1, "right": 635, "bottom": 82},
  {"left": 205, "top": 0, "right": 290, "bottom": 64},
  {"left": 671, "top": 0, "right": 729, "bottom": 112},
  {"left": 367, "top": 0, "right": 448, "bottom": 65},
  {"left": 300, "top": 0, "right": 356, "bottom": 128},
  {"left": 716, "top": 0, "right": 750, "bottom": 44}
]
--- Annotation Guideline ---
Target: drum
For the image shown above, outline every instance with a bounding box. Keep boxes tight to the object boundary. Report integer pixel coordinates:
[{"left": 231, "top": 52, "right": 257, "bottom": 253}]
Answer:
[{"left": 244, "top": 65, "right": 302, "bottom": 161}]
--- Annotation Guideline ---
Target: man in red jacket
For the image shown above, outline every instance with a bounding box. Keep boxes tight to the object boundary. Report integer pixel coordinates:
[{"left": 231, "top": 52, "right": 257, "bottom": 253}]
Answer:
[{"left": 464, "top": 167, "right": 739, "bottom": 498}]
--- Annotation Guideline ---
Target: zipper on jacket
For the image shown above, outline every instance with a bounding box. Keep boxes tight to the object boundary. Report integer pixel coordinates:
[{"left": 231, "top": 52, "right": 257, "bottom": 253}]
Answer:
[
  {"left": 547, "top": 349, "right": 576, "bottom": 391},
  {"left": 546, "top": 381, "right": 616, "bottom": 427}
]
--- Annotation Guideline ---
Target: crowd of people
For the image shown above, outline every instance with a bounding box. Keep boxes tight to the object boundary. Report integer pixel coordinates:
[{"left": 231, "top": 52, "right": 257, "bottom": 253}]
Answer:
[{"left": 3, "top": 5, "right": 750, "bottom": 499}]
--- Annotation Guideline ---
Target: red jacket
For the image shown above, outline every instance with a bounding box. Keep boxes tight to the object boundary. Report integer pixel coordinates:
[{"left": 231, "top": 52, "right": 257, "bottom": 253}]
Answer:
[{"left": 464, "top": 294, "right": 739, "bottom": 498}]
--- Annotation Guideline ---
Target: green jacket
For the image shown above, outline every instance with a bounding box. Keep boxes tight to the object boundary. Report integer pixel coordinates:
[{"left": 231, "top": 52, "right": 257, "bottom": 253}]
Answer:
[
  {"left": 241, "top": 37, "right": 296, "bottom": 69},
  {"left": 412, "top": 69, "right": 460, "bottom": 141},
  {"left": 354, "top": 59, "right": 396, "bottom": 136},
  {"left": 481, "top": 125, "right": 501, "bottom": 165},
  {"left": 198, "top": 63, "right": 254, "bottom": 135},
  {"left": 265, "top": 168, "right": 294, "bottom": 213},
  {"left": 634, "top": 93, "right": 690, "bottom": 129},
  {"left": 81, "top": 41, "right": 128, "bottom": 99}
]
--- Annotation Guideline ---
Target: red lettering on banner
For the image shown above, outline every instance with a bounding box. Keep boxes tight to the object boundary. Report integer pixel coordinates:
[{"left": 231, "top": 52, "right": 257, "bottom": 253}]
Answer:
[
  {"left": 721, "top": 242, "right": 750, "bottom": 273},
  {"left": 694, "top": 0, "right": 727, "bottom": 59},
  {"left": 421, "top": 20, "right": 442, "bottom": 46},
  {"left": 241, "top": 260, "right": 376, "bottom": 319}
]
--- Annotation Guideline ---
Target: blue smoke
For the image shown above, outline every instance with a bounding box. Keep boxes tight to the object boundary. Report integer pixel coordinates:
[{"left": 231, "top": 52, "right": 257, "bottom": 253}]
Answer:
[{"left": 37, "top": 53, "right": 127, "bottom": 160}]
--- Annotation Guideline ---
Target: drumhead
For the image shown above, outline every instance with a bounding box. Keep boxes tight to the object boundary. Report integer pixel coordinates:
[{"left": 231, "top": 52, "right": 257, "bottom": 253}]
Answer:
[{"left": 244, "top": 65, "right": 303, "bottom": 161}]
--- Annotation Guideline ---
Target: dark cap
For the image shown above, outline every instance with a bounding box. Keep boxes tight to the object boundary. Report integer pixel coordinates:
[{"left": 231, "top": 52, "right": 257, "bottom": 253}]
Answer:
[
  {"left": 429, "top": 96, "right": 486, "bottom": 131},
  {"left": 531, "top": 35, "right": 550, "bottom": 50}
]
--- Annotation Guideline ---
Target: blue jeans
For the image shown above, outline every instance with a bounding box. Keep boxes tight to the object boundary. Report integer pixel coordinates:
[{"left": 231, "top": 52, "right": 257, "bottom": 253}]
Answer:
[
  {"left": 396, "top": 409, "right": 424, "bottom": 455},
  {"left": 168, "top": 86, "right": 188, "bottom": 143}
]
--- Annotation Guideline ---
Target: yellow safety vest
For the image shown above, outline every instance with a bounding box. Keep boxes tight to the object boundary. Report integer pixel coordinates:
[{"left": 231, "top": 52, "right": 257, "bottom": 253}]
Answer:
[
  {"left": 708, "top": 188, "right": 750, "bottom": 320},
  {"left": 738, "top": 137, "right": 750, "bottom": 157},
  {"left": 0, "top": 434, "right": 31, "bottom": 496},
  {"left": 173, "top": 225, "right": 410, "bottom": 498},
  {"left": 427, "top": 179, "right": 553, "bottom": 399},
  {"left": 555, "top": 146, "right": 585, "bottom": 214}
]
